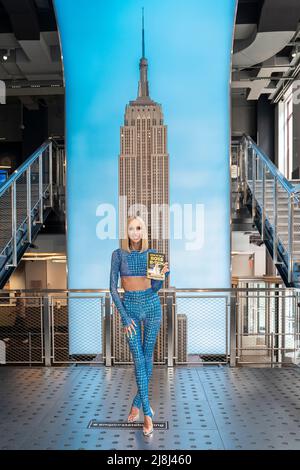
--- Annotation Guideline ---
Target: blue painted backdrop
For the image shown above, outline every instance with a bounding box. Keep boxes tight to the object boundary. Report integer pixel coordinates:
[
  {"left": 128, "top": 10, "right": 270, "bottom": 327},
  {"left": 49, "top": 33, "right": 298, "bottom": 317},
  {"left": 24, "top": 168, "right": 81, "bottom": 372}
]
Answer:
[{"left": 53, "top": 0, "right": 237, "bottom": 354}]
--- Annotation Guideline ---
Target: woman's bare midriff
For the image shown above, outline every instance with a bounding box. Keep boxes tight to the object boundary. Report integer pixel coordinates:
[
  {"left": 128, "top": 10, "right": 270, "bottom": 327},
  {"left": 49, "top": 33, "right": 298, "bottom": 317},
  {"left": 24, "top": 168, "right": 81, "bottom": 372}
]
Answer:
[{"left": 121, "top": 276, "right": 151, "bottom": 291}]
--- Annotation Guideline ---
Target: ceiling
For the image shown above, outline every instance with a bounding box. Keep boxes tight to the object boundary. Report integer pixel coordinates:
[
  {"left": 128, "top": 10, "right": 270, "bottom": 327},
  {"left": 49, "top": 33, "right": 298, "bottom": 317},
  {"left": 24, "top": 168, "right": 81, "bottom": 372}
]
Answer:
[
  {"left": 232, "top": 0, "right": 300, "bottom": 102},
  {"left": 0, "top": 0, "right": 62, "bottom": 109},
  {"left": 0, "top": 0, "right": 300, "bottom": 108}
]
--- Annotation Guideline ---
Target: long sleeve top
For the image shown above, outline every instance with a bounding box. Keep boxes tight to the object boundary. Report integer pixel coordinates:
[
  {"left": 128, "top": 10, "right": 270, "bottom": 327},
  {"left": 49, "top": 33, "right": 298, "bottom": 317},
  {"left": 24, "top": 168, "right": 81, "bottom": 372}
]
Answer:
[{"left": 109, "top": 248, "right": 170, "bottom": 327}]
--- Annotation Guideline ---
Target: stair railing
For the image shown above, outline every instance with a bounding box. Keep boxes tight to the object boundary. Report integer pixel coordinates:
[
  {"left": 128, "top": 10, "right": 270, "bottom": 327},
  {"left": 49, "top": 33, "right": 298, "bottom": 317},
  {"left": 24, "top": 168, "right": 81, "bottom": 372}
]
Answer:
[
  {"left": 239, "top": 135, "right": 300, "bottom": 284},
  {"left": 0, "top": 138, "right": 64, "bottom": 275}
]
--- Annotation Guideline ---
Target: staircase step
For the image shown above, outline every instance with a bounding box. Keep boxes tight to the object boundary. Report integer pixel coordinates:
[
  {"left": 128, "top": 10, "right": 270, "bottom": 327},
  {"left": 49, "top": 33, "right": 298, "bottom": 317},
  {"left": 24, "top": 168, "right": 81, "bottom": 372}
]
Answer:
[
  {"left": 279, "top": 235, "right": 300, "bottom": 241},
  {"left": 257, "top": 203, "right": 295, "bottom": 208},
  {"left": 262, "top": 213, "right": 300, "bottom": 219},
  {"left": 279, "top": 241, "right": 300, "bottom": 247}
]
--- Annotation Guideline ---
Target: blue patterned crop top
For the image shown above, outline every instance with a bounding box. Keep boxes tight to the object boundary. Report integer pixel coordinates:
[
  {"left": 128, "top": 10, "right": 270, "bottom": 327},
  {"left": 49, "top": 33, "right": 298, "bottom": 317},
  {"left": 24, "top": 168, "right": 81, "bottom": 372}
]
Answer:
[{"left": 109, "top": 248, "right": 170, "bottom": 327}]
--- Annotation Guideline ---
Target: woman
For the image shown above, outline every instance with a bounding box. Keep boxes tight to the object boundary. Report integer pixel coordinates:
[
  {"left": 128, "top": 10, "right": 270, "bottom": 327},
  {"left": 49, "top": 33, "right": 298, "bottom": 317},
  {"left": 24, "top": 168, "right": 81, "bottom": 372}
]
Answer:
[{"left": 109, "top": 215, "right": 170, "bottom": 436}]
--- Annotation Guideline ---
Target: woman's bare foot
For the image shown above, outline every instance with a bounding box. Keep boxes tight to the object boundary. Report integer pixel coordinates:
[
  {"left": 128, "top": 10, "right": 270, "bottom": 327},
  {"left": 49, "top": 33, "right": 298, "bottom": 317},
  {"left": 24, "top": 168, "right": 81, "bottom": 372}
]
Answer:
[
  {"left": 143, "top": 415, "right": 153, "bottom": 436},
  {"left": 128, "top": 406, "right": 140, "bottom": 422}
]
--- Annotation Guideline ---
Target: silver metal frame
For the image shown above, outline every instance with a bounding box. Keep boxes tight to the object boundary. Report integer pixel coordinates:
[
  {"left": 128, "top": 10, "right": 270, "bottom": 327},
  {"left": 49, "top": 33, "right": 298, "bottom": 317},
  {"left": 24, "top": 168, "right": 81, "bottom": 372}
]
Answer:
[
  {"left": 167, "top": 295, "right": 174, "bottom": 367},
  {"left": 230, "top": 292, "right": 237, "bottom": 366},
  {"left": 173, "top": 294, "right": 229, "bottom": 366},
  {"left": 235, "top": 288, "right": 299, "bottom": 366},
  {"left": 0, "top": 295, "right": 44, "bottom": 365},
  {"left": 50, "top": 294, "right": 105, "bottom": 365}
]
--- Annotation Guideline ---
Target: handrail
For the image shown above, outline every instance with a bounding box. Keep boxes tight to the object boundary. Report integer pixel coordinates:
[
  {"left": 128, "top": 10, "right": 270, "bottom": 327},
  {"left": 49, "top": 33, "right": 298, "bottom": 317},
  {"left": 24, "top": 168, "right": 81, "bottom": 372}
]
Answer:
[
  {"left": 0, "top": 139, "right": 51, "bottom": 196},
  {"left": 49, "top": 136, "right": 65, "bottom": 149},
  {"left": 0, "top": 287, "right": 295, "bottom": 293},
  {"left": 244, "top": 134, "right": 300, "bottom": 195}
]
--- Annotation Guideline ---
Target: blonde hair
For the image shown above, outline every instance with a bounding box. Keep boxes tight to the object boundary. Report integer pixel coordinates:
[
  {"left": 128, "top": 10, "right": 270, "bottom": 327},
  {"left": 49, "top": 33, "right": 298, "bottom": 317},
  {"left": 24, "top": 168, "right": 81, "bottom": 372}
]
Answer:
[{"left": 121, "top": 215, "right": 149, "bottom": 253}]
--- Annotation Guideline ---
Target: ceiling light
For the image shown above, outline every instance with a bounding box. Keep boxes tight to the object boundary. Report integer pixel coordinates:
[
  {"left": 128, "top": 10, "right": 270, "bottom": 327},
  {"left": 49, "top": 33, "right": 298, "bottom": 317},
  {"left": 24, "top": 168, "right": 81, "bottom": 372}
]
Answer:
[{"left": 3, "top": 48, "right": 10, "bottom": 61}]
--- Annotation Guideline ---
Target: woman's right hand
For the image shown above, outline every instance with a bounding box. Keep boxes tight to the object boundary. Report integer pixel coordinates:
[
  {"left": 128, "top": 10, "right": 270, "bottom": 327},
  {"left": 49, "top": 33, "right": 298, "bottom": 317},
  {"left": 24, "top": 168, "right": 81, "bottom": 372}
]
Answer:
[{"left": 124, "top": 319, "right": 137, "bottom": 337}]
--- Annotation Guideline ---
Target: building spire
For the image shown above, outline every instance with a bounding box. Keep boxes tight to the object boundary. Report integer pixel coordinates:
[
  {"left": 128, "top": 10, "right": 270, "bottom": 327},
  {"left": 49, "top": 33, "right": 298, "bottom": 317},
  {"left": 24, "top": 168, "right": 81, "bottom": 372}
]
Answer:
[
  {"left": 142, "top": 7, "right": 145, "bottom": 58},
  {"left": 138, "top": 7, "right": 150, "bottom": 99}
]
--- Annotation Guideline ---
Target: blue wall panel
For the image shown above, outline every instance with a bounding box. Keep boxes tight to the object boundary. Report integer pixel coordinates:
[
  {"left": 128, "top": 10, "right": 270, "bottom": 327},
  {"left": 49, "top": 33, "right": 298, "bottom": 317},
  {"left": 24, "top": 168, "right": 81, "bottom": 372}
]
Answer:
[{"left": 54, "top": 0, "right": 237, "bottom": 354}]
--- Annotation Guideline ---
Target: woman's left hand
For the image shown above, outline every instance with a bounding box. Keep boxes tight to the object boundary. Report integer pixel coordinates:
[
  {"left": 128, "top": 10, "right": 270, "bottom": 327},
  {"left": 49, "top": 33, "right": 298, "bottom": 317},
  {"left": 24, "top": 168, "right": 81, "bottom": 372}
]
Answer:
[{"left": 161, "top": 262, "right": 169, "bottom": 275}]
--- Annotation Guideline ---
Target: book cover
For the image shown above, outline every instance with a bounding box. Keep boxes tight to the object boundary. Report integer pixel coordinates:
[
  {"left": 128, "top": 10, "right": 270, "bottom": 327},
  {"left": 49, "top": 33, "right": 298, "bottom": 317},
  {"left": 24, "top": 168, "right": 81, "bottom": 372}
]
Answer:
[{"left": 146, "top": 252, "right": 166, "bottom": 280}]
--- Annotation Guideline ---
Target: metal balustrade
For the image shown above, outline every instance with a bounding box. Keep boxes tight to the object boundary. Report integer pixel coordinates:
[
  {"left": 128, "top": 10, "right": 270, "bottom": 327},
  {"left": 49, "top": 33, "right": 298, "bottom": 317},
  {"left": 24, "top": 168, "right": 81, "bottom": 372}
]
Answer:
[
  {"left": 234, "top": 279, "right": 300, "bottom": 366},
  {"left": 0, "top": 284, "right": 299, "bottom": 367},
  {"left": 0, "top": 294, "right": 44, "bottom": 364},
  {"left": 0, "top": 139, "right": 65, "bottom": 288},
  {"left": 236, "top": 135, "right": 300, "bottom": 287}
]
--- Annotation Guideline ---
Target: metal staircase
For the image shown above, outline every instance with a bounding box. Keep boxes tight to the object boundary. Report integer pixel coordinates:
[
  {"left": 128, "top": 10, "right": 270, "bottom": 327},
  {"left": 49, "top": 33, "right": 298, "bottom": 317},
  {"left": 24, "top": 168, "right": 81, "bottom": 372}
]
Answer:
[
  {"left": 0, "top": 139, "right": 65, "bottom": 288},
  {"left": 235, "top": 135, "right": 300, "bottom": 287}
]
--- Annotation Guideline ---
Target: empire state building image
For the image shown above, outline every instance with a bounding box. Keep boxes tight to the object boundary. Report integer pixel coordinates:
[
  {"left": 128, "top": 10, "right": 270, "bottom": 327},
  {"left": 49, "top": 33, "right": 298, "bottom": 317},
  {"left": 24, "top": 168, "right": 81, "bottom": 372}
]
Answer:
[{"left": 118, "top": 15, "right": 170, "bottom": 285}]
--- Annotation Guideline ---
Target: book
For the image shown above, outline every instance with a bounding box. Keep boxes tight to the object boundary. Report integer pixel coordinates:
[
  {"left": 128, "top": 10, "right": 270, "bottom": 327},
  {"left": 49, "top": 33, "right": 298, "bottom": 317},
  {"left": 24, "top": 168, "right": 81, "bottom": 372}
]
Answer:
[{"left": 146, "top": 252, "right": 166, "bottom": 280}]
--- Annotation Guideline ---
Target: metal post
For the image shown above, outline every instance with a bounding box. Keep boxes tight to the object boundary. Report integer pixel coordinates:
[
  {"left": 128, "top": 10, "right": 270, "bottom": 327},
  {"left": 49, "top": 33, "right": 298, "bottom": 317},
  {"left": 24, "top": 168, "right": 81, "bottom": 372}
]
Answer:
[
  {"left": 56, "top": 147, "right": 60, "bottom": 188},
  {"left": 243, "top": 139, "right": 249, "bottom": 205},
  {"left": 256, "top": 290, "right": 259, "bottom": 335},
  {"left": 238, "top": 143, "right": 242, "bottom": 187},
  {"left": 295, "top": 290, "right": 300, "bottom": 364},
  {"left": 166, "top": 295, "right": 174, "bottom": 367},
  {"left": 225, "top": 295, "right": 229, "bottom": 363},
  {"left": 26, "top": 167, "right": 32, "bottom": 243},
  {"left": 28, "top": 332, "right": 32, "bottom": 367},
  {"left": 288, "top": 194, "right": 294, "bottom": 284},
  {"left": 274, "top": 287, "right": 279, "bottom": 364},
  {"left": 281, "top": 290, "right": 285, "bottom": 364},
  {"left": 174, "top": 297, "right": 178, "bottom": 364},
  {"left": 262, "top": 164, "right": 266, "bottom": 241},
  {"left": 11, "top": 181, "right": 17, "bottom": 266},
  {"left": 271, "top": 332, "right": 274, "bottom": 368},
  {"left": 273, "top": 177, "right": 278, "bottom": 263},
  {"left": 49, "top": 141, "right": 53, "bottom": 207},
  {"left": 105, "top": 293, "right": 111, "bottom": 366},
  {"left": 237, "top": 285, "right": 243, "bottom": 363},
  {"left": 56, "top": 147, "right": 61, "bottom": 212},
  {"left": 43, "top": 295, "right": 51, "bottom": 366},
  {"left": 265, "top": 290, "right": 269, "bottom": 352},
  {"left": 267, "top": 288, "right": 272, "bottom": 354},
  {"left": 39, "top": 153, "right": 43, "bottom": 224},
  {"left": 62, "top": 149, "right": 66, "bottom": 187},
  {"left": 252, "top": 148, "right": 256, "bottom": 220},
  {"left": 230, "top": 292, "right": 237, "bottom": 367}
]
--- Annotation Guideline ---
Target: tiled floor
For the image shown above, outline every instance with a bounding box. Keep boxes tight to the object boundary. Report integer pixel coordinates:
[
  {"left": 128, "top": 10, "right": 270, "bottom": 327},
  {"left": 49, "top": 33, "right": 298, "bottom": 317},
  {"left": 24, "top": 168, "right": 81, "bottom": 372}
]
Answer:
[{"left": 1, "top": 365, "right": 300, "bottom": 450}]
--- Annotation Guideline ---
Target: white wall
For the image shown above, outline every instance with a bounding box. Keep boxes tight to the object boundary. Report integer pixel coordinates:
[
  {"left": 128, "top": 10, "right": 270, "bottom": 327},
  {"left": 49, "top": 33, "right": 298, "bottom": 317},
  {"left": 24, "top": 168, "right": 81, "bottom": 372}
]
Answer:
[
  {"left": 46, "top": 261, "right": 66, "bottom": 289},
  {"left": 25, "top": 260, "right": 47, "bottom": 289},
  {"left": 232, "top": 232, "right": 266, "bottom": 277},
  {"left": 232, "top": 253, "right": 254, "bottom": 277},
  {"left": 7, "top": 234, "right": 67, "bottom": 290},
  {"left": 8, "top": 260, "right": 66, "bottom": 290},
  {"left": 7, "top": 261, "right": 26, "bottom": 289}
]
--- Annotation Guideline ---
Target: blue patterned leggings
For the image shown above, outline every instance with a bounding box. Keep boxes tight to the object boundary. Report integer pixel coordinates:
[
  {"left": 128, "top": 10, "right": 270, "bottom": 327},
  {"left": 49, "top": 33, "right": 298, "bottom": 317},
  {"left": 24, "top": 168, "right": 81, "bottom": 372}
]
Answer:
[{"left": 123, "top": 287, "right": 162, "bottom": 418}]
